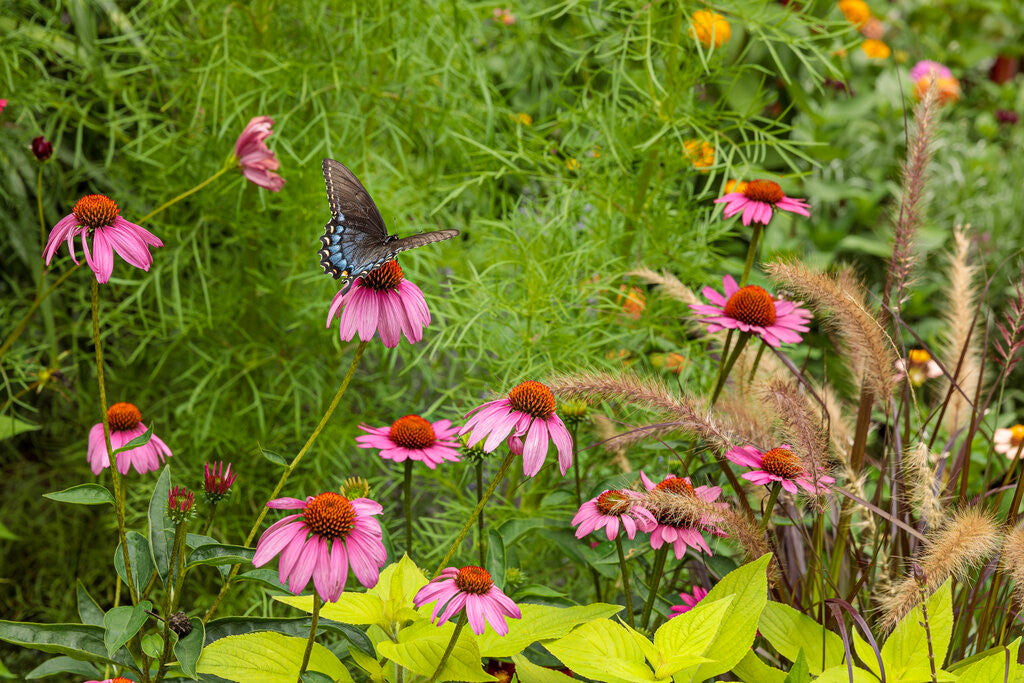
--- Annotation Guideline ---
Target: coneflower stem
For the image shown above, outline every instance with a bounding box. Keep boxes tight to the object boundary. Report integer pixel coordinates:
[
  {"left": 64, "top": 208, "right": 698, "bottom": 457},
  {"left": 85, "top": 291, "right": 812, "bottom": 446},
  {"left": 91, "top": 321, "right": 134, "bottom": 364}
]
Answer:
[
  {"left": 154, "top": 521, "right": 189, "bottom": 683},
  {"left": 92, "top": 279, "right": 137, "bottom": 605},
  {"left": 739, "top": 223, "right": 763, "bottom": 288},
  {"left": 137, "top": 162, "right": 234, "bottom": 225},
  {"left": 747, "top": 340, "right": 767, "bottom": 384},
  {"left": 203, "top": 341, "right": 368, "bottom": 623},
  {"left": 296, "top": 594, "right": 322, "bottom": 683},
  {"left": 615, "top": 536, "right": 635, "bottom": 627},
  {"left": 640, "top": 546, "right": 669, "bottom": 630},
  {"left": 710, "top": 332, "right": 750, "bottom": 405},
  {"left": 201, "top": 504, "right": 218, "bottom": 536},
  {"left": 429, "top": 613, "right": 467, "bottom": 682},
  {"left": 760, "top": 484, "right": 780, "bottom": 532},
  {"left": 571, "top": 423, "right": 582, "bottom": 508},
  {"left": 433, "top": 450, "right": 517, "bottom": 579},
  {"left": 476, "top": 461, "right": 486, "bottom": 567},
  {"left": 404, "top": 460, "right": 414, "bottom": 557}
]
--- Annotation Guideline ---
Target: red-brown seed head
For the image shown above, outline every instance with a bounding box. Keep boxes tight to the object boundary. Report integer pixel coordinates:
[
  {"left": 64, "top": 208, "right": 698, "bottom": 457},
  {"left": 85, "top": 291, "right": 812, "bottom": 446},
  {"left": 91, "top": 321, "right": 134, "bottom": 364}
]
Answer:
[
  {"left": 72, "top": 194, "right": 120, "bottom": 230},
  {"left": 454, "top": 565, "right": 494, "bottom": 594},
  {"left": 724, "top": 285, "right": 777, "bottom": 327},
  {"left": 361, "top": 260, "right": 404, "bottom": 291},
  {"left": 595, "top": 490, "right": 631, "bottom": 516},
  {"left": 304, "top": 492, "right": 357, "bottom": 540},
  {"left": 508, "top": 381, "right": 556, "bottom": 419},
  {"left": 107, "top": 402, "right": 142, "bottom": 431},
  {"left": 389, "top": 415, "right": 437, "bottom": 449},
  {"left": 760, "top": 447, "right": 803, "bottom": 479},
  {"left": 742, "top": 179, "right": 785, "bottom": 204}
]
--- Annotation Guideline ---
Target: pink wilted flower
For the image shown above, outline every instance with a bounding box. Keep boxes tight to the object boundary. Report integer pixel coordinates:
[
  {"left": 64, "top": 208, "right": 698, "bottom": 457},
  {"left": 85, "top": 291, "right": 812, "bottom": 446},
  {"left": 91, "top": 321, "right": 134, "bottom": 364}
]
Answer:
[
  {"left": 327, "top": 260, "right": 430, "bottom": 348},
  {"left": 234, "top": 116, "right": 285, "bottom": 191},
  {"left": 713, "top": 179, "right": 810, "bottom": 226},
  {"left": 203, "top": 461, "right": 237, "bottom": 501},
  {"left": 87, "top": 402, "right": 172, "bottom": 476},
  {"left": 252, "top": 491, "right": 386, "bottom": 602},
  {"left": 356, "top": 414, "right": 461, "bottom": 469},
  {"left": 413, "top": 565, "right": 522, "bottom": 635},
  {"left": 726, "top": 444, "right": 834, "bottom": 494},
  {"left": 690, "top": 275, "right": 812, "bottom": 347},
  {"left": 640, "top": 472, "right": 726, "bottom": 559},
  {"left": 910, "top": 60, "right": 952, "bottom": 80},
  {"left": 571, "top": 490, "right": 657, "bottom": 541},
  {"left": 669, "top": 585, "right": 709, "bottom": 618},
  {"left": 45, "top": 194, "right": 163, "bottom": 283},
  {"left": 459, "top": 381, "right": 573, "bottom": 477}
]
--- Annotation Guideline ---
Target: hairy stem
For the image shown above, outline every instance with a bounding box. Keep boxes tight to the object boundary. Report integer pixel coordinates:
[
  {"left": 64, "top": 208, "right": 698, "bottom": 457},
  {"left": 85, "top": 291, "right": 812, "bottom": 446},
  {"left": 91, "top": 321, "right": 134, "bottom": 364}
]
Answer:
[
  {"left": 640, "top": 546, "right": 669, "bottom": 630},
  {"left": 739, "top": 223, "right": 763, "bottom": 288},
  {"left": 296, "top": 594, "right": 322, "bottom": 683},
  {"left": 404, "top": 460, "right": 414, "bottom": 557},
  {"left": 429, "top": 613, "right": 467, "bottom": 682}
]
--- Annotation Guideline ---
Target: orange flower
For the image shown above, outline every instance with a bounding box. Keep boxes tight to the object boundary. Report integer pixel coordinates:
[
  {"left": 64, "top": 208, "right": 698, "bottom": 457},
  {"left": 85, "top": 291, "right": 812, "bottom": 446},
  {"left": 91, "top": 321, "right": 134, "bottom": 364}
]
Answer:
[
  {"left": 617, "top": 285, "right": 646, "bottom": 319},
  {"left": 683, "top": 139, "right": 715, "bottom": 171},
  {"left": 724, "top": 179, "right": 748, "bottom": 194},
  {"left": 838, "top": 0, "right": 871, "bottom": 27},
  {"left": 690, "top": 10, "right": 731, "bottom": 48},
  {"left": 915, "top": 75, "right": 960, "bottom": 104},
  {"left": 860, "top": 39, "right": 891, "bottom": 60}
]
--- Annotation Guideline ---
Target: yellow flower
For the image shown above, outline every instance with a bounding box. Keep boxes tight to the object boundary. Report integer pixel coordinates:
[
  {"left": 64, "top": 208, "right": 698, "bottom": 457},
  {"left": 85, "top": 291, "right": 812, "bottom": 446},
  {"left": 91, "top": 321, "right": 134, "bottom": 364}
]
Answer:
[
  {"left": 617, "top": 285, "right": 645, "bottom": 320},
  {"left": 565, "top": 157, "right": 581, "bottom": 172},
  {"left": 689, "top": 10, "right": 731, "bottom": 49},
  {"left": 860, "top": 39, "right": 891, "bottom": 60},
  {"left": 724, "top": 179, "right": 748, "bottom": 194},
  {"left": 838, "top": 0, "right": 871, "bottom": 27},
  {"left": 511, "top": 112, "right": 532, "bottom": 126},
  {"left": 683, "top": 139, "right": 715, "bottom": 171}
]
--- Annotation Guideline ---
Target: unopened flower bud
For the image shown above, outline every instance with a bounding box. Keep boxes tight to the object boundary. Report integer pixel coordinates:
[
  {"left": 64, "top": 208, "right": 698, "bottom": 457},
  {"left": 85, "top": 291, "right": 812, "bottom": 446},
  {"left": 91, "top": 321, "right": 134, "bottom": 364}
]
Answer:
[
  {"left": 342, "top": 476, "right": 371, "bottom": 499},
  {"left": 168, "top": 611, "right": 192, "bottom": 637},
  {"left": 31, "top": 136, "right": 52, "bottom": 162},
  {"left": 203, "top": 461, "right": 236, "bottom": 503},
  {"left": 168, "top": 486, "right": 195, "bottom": 524}
]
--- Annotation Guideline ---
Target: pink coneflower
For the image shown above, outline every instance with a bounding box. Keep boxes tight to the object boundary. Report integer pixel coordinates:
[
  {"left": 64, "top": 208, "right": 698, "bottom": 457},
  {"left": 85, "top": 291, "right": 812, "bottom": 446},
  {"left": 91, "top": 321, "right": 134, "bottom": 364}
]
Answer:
[
  {"left": 356, "top": 415, "right": 461, "bottom": 469},
  {"left": 87, "top": 402, "right": 172, "bottom": 476},
  {"left": 571, "top": 490, "right": 657, "bottom": 541},
  {"left": 690, "top": 275, "right": 812, "bottom": 347},
  {"left": 995, "top": 425, "right": 1024, "bottom": 458},
  {"left": 326, "top": 260, "right": 430, "bottom": 348},
  {"left": 203, "top": 461, "right": 237, "bottom": 501},
  {"left": 640, "top": 472, "right": 726, "bottom": 559},
  {"left": 669, "top": 585, "right": 708, "bottom": 618},
  {"left": 234, "top": 116, "right": 285, "bottom": 192},
  {"left": 413, "top": 566, "right": 522, "bottom": 635},
  {"left": 251, "top": 491, "right": 386, "bottom": 602},
  {"left": 895, "top": 349, "right": 942, "bottom": 386},
  {"left": 459, "top": 381, "right": 573, "bottom": 477},
  {"left": 0, "top": 99, "right": 6, "bottom": 115},
  {"left": 910, "top": 60, "right": 952, "bottom": 80},
  {"left": 86, "top": 678, "right": 135, "bottom": 683},
  {"left": 168, "top": 486, "right": 195, "bottom": 523},
  {"left": 713, "top": 179, "right": 810, "bottom": 226},
  {"left": 44, "top": 194, "right": 163, "bottom": 284},
  {"left": 726, "top": 444, "right": 834, "bottom": 494}
]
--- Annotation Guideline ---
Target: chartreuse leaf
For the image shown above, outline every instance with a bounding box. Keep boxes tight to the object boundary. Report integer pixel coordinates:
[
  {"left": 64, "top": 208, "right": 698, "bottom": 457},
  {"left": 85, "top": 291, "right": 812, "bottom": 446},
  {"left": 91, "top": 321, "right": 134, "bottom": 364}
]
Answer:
[
  {"left": 545, "top": 619, "right": 660, "bottom": 682},
  {"left": 205, "top": 616, "right": 373, "bottom": 657},
  {"left": 43, "top": 483, "right": 114, "bottom": 505},
  {"left": 196, "top": 631, "right": 353, "bottom": 683},
  {"left": 880, "top": 580, "right": 952, "bottom": 681},
  {"left": 372, "top": 553, "right": 430, "bottom": 625},
  {"left": 675, "top": 554, "right": 771, "bottom": 682},
  {"left": 103, "top": 600, "right": 152, "bottom": 656},
  {"left": 732, "top": 650, "right": 787, "bottom": 683},
  {"left": 783, "top": 649, "right": 810, "bottom": 683},
  {"left": 651, "top": 596, "right": 732, "bottom": 678},
  {"left": 275, "top": 592, "right": 387, "bottom": 628},
  {"left": 348, "top": 647, "right": 386, "bottom": 682},
  {"left": 758, "top": 601, "right": 845, "bottom": 675},
  {"left": 173, "top": 617, "right": 204, "bottom": 679},
  {"left": 952, "top": 636, "right": 1019, "bottom": 682},
  {"left": 375, "top": 618, "right": 492, "bottom": 682},
  {"left": 851, "top": 629, "right": 882, "bottom": 679},
  {"left": 0, "top": 621, "right": 136, "bottom": 670},
  {"left": 811, "top": 666, "right": 883, "bottom": 682},
  {"left": 476, "top": 602, "right": 622, "bottom": 657},
  {"left": 25, "top": 656, "right": 101, "bottom": 679},
  {"left": 511, "top": 654, "right": 576, "bottom": 681},
  {"left": 76, "top": 581, "right": 104, "bottom": 626}
]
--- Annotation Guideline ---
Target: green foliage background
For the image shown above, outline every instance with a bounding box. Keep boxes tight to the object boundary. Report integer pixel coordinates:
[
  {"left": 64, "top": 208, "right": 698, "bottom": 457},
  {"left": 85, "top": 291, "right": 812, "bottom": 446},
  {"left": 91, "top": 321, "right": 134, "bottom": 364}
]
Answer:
[{"left": 1, "top": 0, "right": 1023, "bottom": 675}]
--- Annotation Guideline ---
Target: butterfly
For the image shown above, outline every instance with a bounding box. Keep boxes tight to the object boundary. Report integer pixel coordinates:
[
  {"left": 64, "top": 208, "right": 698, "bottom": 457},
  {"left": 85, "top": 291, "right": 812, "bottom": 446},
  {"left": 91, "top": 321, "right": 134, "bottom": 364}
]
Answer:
[{"left": 318, "top": 158, "right": 459, "bottom": 294}]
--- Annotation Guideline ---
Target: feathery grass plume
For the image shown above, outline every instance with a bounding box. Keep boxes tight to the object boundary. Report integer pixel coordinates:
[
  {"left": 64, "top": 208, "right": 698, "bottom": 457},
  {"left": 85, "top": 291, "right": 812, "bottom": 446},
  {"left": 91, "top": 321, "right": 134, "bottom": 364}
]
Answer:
[
  {"left": 715, "top": 393, "right": 776, "bottom": 449},
  {"left": 940, "top": 226, "right": 983, "bottom": 434},
  {"left": 879, "top": 507, "right": 1000, "bottom": 631},
  {"left": 994, "top": 270, "right": 1024, "bottom": 377},
  {"left": 883, "top": 81, "right": 939, "bottom": 310},
  {"left": 767, "top": 260, "right": 897, "bottom": 400},
  {"left": 591, "top": 413, "right": 633, "bottom": 472},
  {"left": 820, "top": 384, "right": 855, "bottom": 454},
  {"left": 999, "top": 526, "right": 1024, "bottom": 613},
  {"left": 628, "top": 267, "right": 699, "bottom": 307},
  {"left": 760, "top": 378, "right": 830, "bottom": 474},
  {"left": 907, "top": 442, "right": 944, "bottom": 529},
  {"left": 547, "top": 369, "right": 732, "bottom": 450}
]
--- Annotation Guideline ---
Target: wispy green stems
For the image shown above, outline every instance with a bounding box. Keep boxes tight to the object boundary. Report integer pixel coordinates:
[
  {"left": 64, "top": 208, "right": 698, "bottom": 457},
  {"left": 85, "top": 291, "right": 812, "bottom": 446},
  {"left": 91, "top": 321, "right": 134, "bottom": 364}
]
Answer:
[
  {"left": 571, "top": 423, "right": 582, "bottom": 508},
  {"left": 92, "top": 279, "right": 137, "bottom": 605},
  {"left": 739, "top": 224, "right": 763, "bottom": 288},
  {"left": 475, "top": 461, "right": 486, "bottom": 567},
  {"left": 429, "top": 613, "right": 467, "bottom": 683},
  {"left": 0, "top": 264, "right": 80, "bottom": 363},
  {"left": 404, "top": 460, "right": 414, "bottom": 557},
  {"left": 640, "top": 546, "right": 669, "bottom": 630},
  {"left": 296, "top": 594, "right": 322, "bottom": 683},
  {"left": 760, "top": 484, "right": 780, "bottom": 533},
  {"left": 710, "top": 332, "right": 750, "bottom": 405},
  {"left": 433, "top": 449, "right": 517, "bottom": 579},
  {"left": 615, "top": 536, "right": 634, "bottom": 627},
  {"left": 137, "top": 161, "right": 234, "bottom": 225}
]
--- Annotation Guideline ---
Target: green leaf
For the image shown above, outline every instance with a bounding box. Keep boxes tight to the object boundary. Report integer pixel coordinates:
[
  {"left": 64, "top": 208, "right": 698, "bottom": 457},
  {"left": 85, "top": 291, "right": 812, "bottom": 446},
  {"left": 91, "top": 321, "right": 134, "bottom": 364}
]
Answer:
[
  {"left": 103, "top": 600, "right": 152, "bottom": 656},
  {"left": 652, "top": 596, "right": 732, "bottom": 678},
  {"left": 43, "top": 483, "right": 114, "bottom": 505},
  {"left": 197, "top": 631, "right": 353, "bottom": 683},
  {"left": 476, "top": 602, "right": 622, "bottom": 657},
  {"left": 262, "top": 448, "right": 289, "bottom": 467},
  {"left": 372, "top": 553, "right": 430, "bottom": 625},
  {"left": 148, "top": 465, "right": 174, "bottom": 583},
  {"left": 236, "top": 567, "right": 288, "bottom": 591},
  {"left": 758, "top": 601, "right": 844, "bottom": 675},
  {"left": 952, "top": 636, "right": 1018, "bottom": 683},
  {"left": 76, "top": 581, "right": 104, "bottom": 626},
  {"left": 811, "top": 666, "right": 884, "bottom": 682},
  {"left": 546, "top": 619, "right": 658, "bottom": 682},
  {"left": 205, "top": 616, "right": 374, "bottom": 657},
  {"left": 186, "top": 543, "right": 255, "bottom": 569},
  {"left": 732, "top": 650, "right": 787, "bottom": 683},
  {"left": 0, "top": 521, "right": 18, "bottom": 541},
  {"left": 675, "top": 554, "right": 771, "bottom": 682},
  {"left": 783, "top": 649, "right": 810, "bottom": 683},
  {"left": 141, "top": 632, "right": 163, "bottom": 658},
  {"left": 277, "top": 593, "right": 387, "bottom": 628},
  {"left": 0, "top": 621, "right": 135, "bottom": 670},
  {"left": 375, "top": 618, "right": 493, "bottom": 682},
  {"left": 174, "top": 617, "right": 204, "bottom": 679},
  {"left": 880, "top": 580, "right": 953, "bottom": 681},
  {"left": 25, "top": 656, "right": 101, "bottom": 679},
  {"left": 114, "top": 530, "right": 155, "bottom": 594},
  {"left": 111, "top": 425, "right": 153, "bottom": 455},
  {"left": 487, "top": 528, "right": 506, "bottom": 587},
  {"left": 539, "top": 529, "right": 618, "bottom": 578},
  {"left": 0, "top": 414, "right": 39, "bottom": 440},
  {"left": 349, "top": 647, "right": 385, "bottom": 682},
  {"left": 186, "top": 533, "right": 230, "bottom": 579},
  {"left": 511, "top": 654, "right": 576, "bottom": 681},
  {"left": 300, "top": 673, "right": 334, "bottom": 683}
]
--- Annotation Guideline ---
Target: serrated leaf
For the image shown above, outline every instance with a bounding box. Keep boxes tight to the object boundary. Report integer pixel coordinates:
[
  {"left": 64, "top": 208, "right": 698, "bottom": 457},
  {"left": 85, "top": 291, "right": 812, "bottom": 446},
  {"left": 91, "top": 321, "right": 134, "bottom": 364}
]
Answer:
[
  {"left": 955, "top": 637, "right": 1019, "bottom": 683},
  {"left": 43, "top": 483, "right": 114, "bottom": 505},
  {"left": 783, "top": 649, "right": 810, "bottom": 683},
  {"left": 76, "top": 581, "right": 104, "bottom": 626},
  {"left": 276, "top": 592, "right": 387, "bottom": 628},
  {"left": 24, "top": 656, "right": 101, "bottom": 679},
  {"left": 880, "top": 580, "right": 952, "bottom": 681},
  {"left": 197, "top": 631, "right": 353, "bottom": 683},
  {"left": 477, "top": 602, "right": 622, "bottom": 657},
  {"left": 205, "top": 616, "right": 374, "bottom": 657},
  {"left": 510, "top": 654, "right": 576, "bottom": 682},
  {"left": 111, "top": 425, "right": 153, "bottom": 455},
  {"left": 811, "top": 666, "right": 885, "bottom": 682},
  {"left": 185, "top": 543, "right": 255, "bottom": 569},
  {"left": 732, "top": 650, "right": 787, "bottom": 683},
  {"left": 114, "top": 530, "right": 155, "bottom": 595},
  {"left": 375, "top": 618, "right": 492, "bottom": 682},
  {"left": 0, "top": 621, "right": 135, "bottom": 670},
  {"left": 148, "top": 466, "right": 174, "bottom": 583},
  {"left": 300, "top": 673, "right": 334, "bottom": 683},
  {"left": 174, "top": 617, "right": 204, "bottom": 679},
  {"left": 546, "top": 619, "right": 658, "bottom": 682},
  {"left": 758, "top": 601, "right": 844, "bottom": 675},
  {"left": 349, "top": 647, "right": 385, "bottom": 681},
  {"left": 652, "top": 596, "right": 731, "bottom": 678},
  {"left": 103, "top": 600, "right": 152, "bottom": 655}
]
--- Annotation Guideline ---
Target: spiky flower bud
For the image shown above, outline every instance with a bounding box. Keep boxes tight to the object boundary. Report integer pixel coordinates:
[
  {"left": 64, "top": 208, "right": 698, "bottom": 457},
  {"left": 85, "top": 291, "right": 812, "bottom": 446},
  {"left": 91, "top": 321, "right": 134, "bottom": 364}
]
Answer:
[
  {"left": 342, "top": 476, "right": 371, "bottom": 500},
  {"left": 460, "top": 435, "right": 490, "bottom": 464},
  {"left": 168, "top": 486, "right": 196, "bottom": 524},
  {"left": 168, "top": 611, "right": 192, "bottom": 637},
  {"left": 203, "top": 461, "right": 236, "bottom": 503},
  {"left": 503, "top": 566, "right": 526, "bottom": 589},
  {"left": 559, "top": 399, "right": 589, "bottom": 429}
]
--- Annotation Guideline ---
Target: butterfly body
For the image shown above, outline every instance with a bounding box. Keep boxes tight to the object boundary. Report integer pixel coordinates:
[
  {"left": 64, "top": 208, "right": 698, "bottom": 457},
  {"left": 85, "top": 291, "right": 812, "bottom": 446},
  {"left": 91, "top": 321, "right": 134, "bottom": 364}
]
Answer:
[{"left": 318, "top": 159, "right": 458, "bottom": 294}]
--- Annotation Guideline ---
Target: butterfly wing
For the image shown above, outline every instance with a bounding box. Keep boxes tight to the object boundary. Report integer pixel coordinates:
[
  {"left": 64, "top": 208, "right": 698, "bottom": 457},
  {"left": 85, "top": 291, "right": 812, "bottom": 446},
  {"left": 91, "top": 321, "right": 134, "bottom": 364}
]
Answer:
[{"left": 387, "top": 229, "right": 460, "bottom": 255}]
